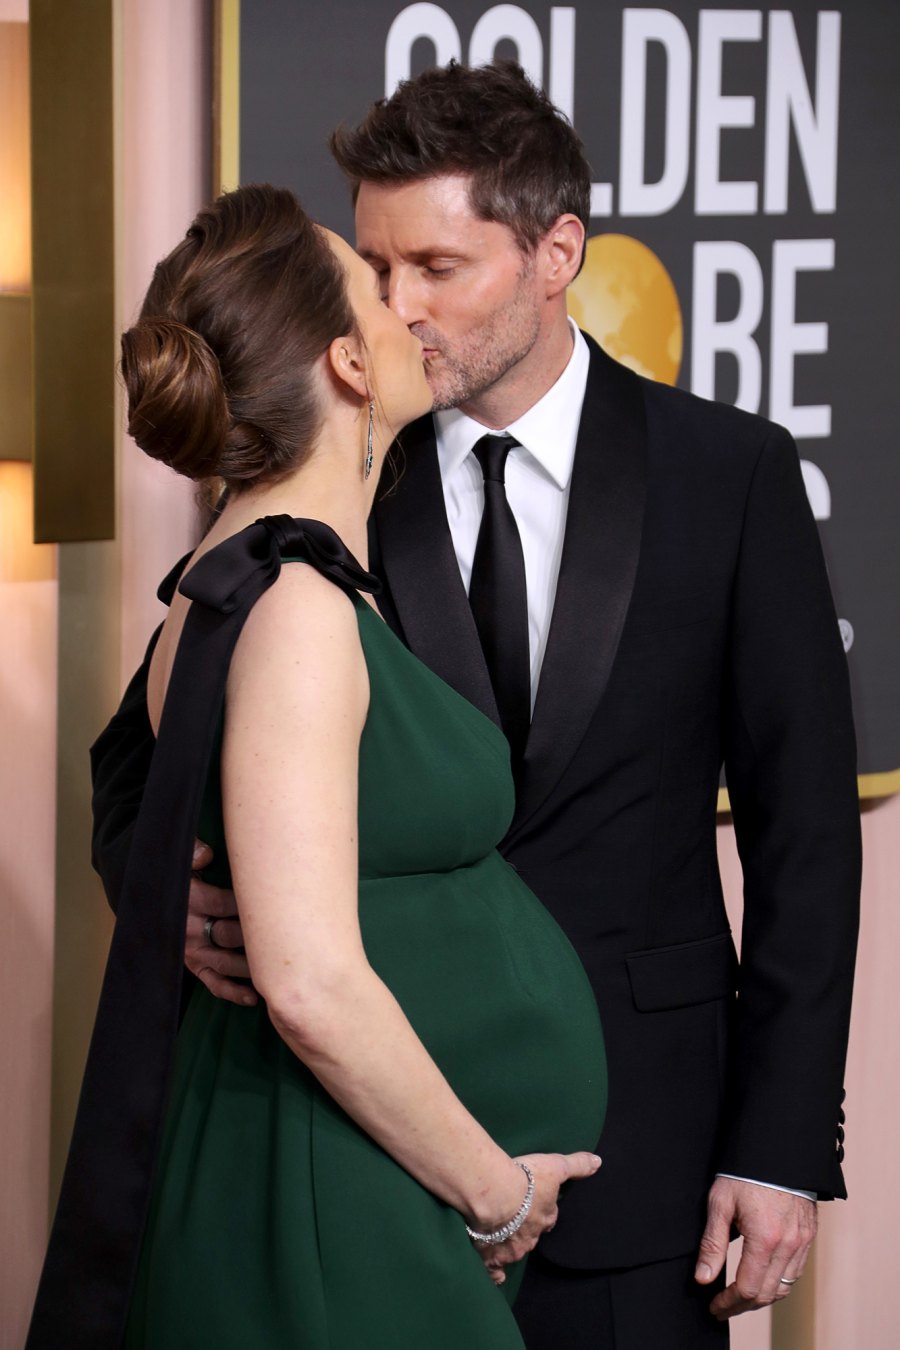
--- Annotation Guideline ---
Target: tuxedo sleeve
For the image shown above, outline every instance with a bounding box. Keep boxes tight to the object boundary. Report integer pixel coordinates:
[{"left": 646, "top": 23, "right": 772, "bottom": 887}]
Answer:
[
  {"left": 718, "top": 425, "right": 860, "bottom": 1199},
  {"left": 90, "top": 628, "right": 160, "bottom": 914}
]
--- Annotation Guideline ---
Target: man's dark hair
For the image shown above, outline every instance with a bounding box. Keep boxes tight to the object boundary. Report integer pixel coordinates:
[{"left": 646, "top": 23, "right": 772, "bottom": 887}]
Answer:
[{"left": 330, "top": 60, "right": 591, "bottom": 253}]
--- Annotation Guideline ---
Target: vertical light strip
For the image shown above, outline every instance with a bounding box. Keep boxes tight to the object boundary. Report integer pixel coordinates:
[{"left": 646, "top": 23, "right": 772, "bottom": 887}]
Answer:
[
  {"left": 772, "top": 1254, "right": 816, "bottom": 1350},
  {"left": 30, "top": 0, "right": 121, "bottom": 1205},
  {"left": 0, "top": 19, "right": 31, "bottom": 287},
  {"left": 30, "top": 0, "right": 116, "bottom": 542},
  {"left": 213, "top": 0, "right": 240, "bottom": 194},
  {"left": 0, "top": 292, "right": 31, "bottom": 460},
  {"left": 0, "top": 20, "right": 32, "bottom": 463}
]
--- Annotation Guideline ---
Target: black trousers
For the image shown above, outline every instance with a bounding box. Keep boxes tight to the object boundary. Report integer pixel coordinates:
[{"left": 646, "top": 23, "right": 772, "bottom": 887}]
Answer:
[{"left": 513, "top": 1249, "right": 730, "bottom": 1350}]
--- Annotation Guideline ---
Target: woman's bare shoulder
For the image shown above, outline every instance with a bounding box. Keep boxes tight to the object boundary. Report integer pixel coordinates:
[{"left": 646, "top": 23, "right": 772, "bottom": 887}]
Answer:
[
  {"left": 239, "top": 560, "right": 362, "bottom": 644},
  {"left": 228, "top": 563, "right": 368, "bottom": 718}
]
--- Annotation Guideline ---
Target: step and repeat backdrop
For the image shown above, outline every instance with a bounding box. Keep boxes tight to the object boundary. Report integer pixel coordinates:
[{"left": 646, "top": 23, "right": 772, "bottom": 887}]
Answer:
[{"left": 231, "top": 1, "right": 899, "bottom": 791}]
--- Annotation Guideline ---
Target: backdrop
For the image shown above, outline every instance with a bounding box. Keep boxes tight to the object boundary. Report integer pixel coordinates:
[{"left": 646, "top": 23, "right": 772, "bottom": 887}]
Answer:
[{"left": 232, "top": 0, "right": 899, "bottom": 789}]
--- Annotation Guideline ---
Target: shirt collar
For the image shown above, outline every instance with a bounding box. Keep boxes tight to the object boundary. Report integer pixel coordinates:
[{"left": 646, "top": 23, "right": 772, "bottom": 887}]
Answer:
[{"left": 435, "top": 320, "right": 590, "bottom": 490}]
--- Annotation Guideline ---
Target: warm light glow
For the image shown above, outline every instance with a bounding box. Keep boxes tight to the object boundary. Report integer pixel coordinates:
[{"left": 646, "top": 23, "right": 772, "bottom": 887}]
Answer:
[
  {"left": 568, "top": 234, "right": 684, "bottom": 387},
  {"left": 0, "top": 462, "right": 54, "bottom": 581},
  {"left": 0, "top": 20, "right": 31, "bottom": 291}
]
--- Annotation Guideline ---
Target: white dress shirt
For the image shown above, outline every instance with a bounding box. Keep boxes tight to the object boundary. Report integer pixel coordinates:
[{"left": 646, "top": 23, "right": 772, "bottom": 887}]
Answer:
[{"left": 435, "top": 320, "right": 589, "bottom": 712}]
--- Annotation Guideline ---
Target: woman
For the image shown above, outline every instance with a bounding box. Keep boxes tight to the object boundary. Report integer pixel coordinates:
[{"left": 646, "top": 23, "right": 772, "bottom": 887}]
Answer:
[{"left": 27, "top": 186, "right": 606, "bottom": 1349}]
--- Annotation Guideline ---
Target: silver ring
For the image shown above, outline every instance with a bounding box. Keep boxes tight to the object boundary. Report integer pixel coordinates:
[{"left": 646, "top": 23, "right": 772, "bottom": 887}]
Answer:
[
  {"left": 204, "top": 916, "right": 221, "bottom": 948},
  {"left": 779, "top": 1277, "right": 798, "bottom": 1286}
]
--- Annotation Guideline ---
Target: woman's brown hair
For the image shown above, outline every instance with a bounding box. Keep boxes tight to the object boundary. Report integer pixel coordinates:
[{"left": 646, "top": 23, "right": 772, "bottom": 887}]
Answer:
[{"left": 121, "top": 184, "right": 354, "bottom": 489}]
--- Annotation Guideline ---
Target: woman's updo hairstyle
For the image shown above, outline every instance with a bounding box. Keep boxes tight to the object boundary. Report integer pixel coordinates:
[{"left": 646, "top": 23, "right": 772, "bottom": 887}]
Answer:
[{"left": 121, "top": 184, "right": 355, "bottom": 488}]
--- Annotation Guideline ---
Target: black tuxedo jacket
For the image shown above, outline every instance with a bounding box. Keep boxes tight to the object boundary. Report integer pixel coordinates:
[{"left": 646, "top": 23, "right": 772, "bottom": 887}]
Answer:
[
  {"left": 89, "top": 336, "right": 859, "bottom": 1273},
  {"left": 369, "top": 336, "right": 859, "bottom": 1267}
]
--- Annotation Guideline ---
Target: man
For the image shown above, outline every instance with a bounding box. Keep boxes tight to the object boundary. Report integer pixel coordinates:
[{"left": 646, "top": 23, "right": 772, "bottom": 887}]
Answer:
[{"left": 92, "top": 62, "right": 859, "bottom": 1348}]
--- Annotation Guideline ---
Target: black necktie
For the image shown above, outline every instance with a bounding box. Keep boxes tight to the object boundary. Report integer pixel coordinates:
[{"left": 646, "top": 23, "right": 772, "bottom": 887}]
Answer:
[{"left": 468, "top": 433, "right": 531, "bottom": 765}]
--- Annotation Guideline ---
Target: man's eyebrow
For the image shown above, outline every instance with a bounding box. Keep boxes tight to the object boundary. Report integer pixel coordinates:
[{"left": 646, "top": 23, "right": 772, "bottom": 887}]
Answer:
[
  {"left": 409, "top": 250, "right": 465, "bottom": 262},
  {"left": 357, "top": 246, "right": 467, "bottom": 265}
]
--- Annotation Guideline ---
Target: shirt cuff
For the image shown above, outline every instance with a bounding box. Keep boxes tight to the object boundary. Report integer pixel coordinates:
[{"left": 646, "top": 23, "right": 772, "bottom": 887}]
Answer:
[{"left": 716, "top": 1173, "right": 817, "bottom": 1202}]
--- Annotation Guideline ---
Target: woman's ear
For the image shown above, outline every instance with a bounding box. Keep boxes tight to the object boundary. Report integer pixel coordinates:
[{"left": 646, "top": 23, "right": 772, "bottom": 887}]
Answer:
[{"left": 327, "top": 335, "right": 369, "bottom": 400}]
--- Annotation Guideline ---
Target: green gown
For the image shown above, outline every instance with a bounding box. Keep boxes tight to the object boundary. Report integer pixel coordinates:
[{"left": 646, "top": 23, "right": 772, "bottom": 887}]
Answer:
[{"left": 126, "top": 562, "right": 607, "bottom": 1349}]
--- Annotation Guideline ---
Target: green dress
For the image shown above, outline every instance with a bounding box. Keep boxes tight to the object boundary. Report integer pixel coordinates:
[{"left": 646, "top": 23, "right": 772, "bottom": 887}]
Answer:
[{"left": 126, "top": 561, "right": 607, "bottom": 1349}]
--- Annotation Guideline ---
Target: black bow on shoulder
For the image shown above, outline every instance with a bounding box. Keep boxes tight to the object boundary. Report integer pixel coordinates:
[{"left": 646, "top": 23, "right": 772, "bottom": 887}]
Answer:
[{"left": 157, "top": 515, "right": 380, "bottom": 614}]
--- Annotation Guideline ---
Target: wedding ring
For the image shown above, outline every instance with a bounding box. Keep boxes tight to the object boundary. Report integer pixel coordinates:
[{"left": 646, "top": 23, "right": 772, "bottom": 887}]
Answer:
[
  {"left": 779, "top": 1277, "right": 798, "bottom": 1286},
  {"left": 204, "top": 916, "right": 221, "bottom": 948}
]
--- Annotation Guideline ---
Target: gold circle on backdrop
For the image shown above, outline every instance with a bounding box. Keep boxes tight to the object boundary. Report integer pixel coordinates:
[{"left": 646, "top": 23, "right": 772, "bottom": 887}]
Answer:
[{"left": 568, "top": 234, "right": 683, "bottom": 387}]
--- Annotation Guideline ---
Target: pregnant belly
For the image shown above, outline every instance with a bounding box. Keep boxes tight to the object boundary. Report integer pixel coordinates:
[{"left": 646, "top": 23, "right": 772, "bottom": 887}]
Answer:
[{"left": 358, "top": 852, "right": 607, "bottom": 1161}]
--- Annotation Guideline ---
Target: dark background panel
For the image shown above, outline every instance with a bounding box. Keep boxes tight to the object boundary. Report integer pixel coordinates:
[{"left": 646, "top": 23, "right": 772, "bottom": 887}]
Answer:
[{"left": 239, "top": 1, "right": 900, "bottom": 780}]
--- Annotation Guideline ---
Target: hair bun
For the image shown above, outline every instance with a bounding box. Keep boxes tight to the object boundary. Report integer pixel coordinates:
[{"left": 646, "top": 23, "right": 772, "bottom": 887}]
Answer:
[{"left": 121, "top": 317, "right": 229, "bottom": 480}]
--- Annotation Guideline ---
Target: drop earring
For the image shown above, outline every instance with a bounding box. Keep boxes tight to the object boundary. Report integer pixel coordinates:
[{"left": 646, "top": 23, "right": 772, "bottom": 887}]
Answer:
[{"left": 364, "top": 399, "right": 375, "bottom": 480}]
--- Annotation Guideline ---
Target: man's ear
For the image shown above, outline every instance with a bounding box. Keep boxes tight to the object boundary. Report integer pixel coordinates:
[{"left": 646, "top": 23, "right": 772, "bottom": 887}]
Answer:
[
  {"left": 327, "top": 335, "right": 370, "bottom": 400},
  {"left": 542, "top": 215, "right": 586, "bottom": 298}
]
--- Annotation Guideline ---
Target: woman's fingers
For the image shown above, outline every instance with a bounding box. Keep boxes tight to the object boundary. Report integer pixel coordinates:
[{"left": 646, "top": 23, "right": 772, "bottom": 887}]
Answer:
[
  {"left": 558, "top": 1151, "right": 603, "bottom": 1181},
  {"left": 472, "top": 1151, "right": 603, "bottom": 1283},
  {"left": 515, "top": 1151, "right": 601, "bottom": 1186}
]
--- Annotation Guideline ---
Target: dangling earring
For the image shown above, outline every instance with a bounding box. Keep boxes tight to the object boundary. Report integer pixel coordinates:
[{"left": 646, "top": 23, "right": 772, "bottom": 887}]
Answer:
[{"left": 364, "top": 399, "right": 375, "bottom": 480}]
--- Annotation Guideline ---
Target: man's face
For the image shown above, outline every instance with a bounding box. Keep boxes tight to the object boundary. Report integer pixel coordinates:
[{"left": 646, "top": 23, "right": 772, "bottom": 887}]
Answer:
[{"left": 355, "top": 175, "right": 544, "bottom": 416}]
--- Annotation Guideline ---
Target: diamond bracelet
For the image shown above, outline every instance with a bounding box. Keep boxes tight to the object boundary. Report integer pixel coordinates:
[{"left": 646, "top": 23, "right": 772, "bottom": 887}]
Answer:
[{"left": 465, "top": 1160, "right": 536, "bottom": 1246}]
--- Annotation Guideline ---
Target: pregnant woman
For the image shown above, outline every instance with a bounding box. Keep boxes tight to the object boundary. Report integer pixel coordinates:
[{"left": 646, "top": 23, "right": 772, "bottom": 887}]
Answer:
[{"left": 27, "top": 185, "right": 606, "bottom": 1350}]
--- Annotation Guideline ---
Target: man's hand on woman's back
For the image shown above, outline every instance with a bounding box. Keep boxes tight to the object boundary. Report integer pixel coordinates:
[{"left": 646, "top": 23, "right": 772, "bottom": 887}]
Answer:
[{"left": 186, "top": 839, "right": 257, "bottom": 1006}]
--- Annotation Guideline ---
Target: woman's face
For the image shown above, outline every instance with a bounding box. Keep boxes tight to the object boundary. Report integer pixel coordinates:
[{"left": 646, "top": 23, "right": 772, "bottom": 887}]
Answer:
[{"left": 325, "top": 230, "right": 432, "bottom": 435}]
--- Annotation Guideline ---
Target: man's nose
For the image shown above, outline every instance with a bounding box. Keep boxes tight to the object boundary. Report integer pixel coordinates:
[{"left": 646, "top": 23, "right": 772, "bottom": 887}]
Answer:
[{"left": 386, "top": 271, "right": 424, "bottom": 327}]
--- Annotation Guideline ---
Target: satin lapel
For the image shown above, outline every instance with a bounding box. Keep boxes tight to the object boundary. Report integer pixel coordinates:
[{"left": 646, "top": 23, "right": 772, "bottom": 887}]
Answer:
[
  {"left": 372, "top": 414, "right": 500, "bottom": 726},
  {"left": 508, "top": 338, "right": 647, "bottom": 840}
]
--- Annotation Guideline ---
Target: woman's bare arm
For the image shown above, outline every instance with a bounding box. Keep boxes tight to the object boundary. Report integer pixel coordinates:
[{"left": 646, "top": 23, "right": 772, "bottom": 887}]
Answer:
[{"left": 222, "top": 566, "right": 598, "bottom": 1257}]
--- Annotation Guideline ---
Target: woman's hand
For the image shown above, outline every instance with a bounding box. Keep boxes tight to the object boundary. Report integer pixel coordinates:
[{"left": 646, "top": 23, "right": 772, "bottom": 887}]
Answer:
[{"left": 471, "top": 1151, "right": 601, "bottom": 1285}]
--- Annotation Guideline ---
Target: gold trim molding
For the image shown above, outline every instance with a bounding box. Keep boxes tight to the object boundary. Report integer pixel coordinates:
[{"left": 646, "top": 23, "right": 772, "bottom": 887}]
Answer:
[
  {"left": 718, "top": 769, "right": 899, "bottom": 815},
  {"left": 858, "top": 768, "right": 900, "bottom": 799},
  {"left": 30, "top": 0, "right": 116, "bottom": 542},
  {"left": 0, "top": 293, "right": 32, "bottom": 461},
  {"left": 213, "top": 0, "right": 240, "bottom": 195}
]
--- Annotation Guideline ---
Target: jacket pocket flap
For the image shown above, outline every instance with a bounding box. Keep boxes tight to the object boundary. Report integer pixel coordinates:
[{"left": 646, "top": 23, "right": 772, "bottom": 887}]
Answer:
[{"left": 626, "top": 932, "right": 737, "bottom": 1012}]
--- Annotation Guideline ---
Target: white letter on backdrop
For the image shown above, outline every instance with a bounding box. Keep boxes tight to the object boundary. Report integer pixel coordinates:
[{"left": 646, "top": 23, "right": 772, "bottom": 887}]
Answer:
[
  {"left": 695, "top": 9, "right": 763, "bottom": 215},
  {"left": 800, "top": 461, "right": 831, "bottom": 520},
  {"left": 385, "top": 3, "right": 461, "bottom": 96},
  {"left": 765, "top": 11, "right": 841, "bottom": 213},
  {"left": 691, "top": 241, "right": 764, "bottom": 412},
  {"left": 619, "top": 8, "right": 691, "bottom": 215},
  {"left": 549, "top": 7, "right": 575, "bottom": 123},
  {"left": 469, "top": 5, "right": 542, "bottom": 89},
  {"left": 770, "top": 238, "right": 834, "bottom": 439}
]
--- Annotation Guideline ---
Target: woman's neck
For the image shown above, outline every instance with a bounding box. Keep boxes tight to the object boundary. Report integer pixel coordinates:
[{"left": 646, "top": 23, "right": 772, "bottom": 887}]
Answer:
[{"left": 206, "top": 439, "right": 376, "bottom": 570}]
